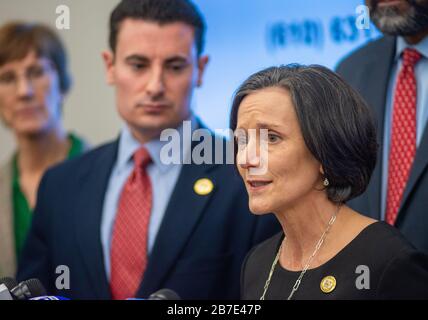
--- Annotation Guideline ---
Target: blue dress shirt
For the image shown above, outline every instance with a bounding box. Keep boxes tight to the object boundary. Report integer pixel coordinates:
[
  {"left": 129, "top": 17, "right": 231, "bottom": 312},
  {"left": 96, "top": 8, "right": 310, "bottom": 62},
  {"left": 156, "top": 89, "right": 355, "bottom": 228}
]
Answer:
[{"left": 101, "top": 116, "right": 197, "bottom": 280}]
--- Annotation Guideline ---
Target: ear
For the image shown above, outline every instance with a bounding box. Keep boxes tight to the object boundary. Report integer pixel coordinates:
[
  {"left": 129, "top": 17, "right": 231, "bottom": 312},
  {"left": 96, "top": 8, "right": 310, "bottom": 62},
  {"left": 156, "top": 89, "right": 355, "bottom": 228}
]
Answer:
[
  {"left": 196, "top": 55, "right": 209, "bottom": 87},
  {"left": 319, "top": 165, "right": 325, "bottom": 175},
  {"left": 102, "top": 50, "right": 115, "bottom": 85}
]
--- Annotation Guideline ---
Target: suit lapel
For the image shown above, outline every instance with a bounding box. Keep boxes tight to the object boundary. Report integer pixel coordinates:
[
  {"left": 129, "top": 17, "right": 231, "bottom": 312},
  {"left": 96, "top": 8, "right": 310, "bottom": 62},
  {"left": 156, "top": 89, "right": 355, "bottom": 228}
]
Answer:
[
  {"left": 74, "top": 142, "right": 118, "bottom": 299},
  {"left": 359, "top": 36, "right": 396, "bottom": 218},
  {"left": 137, "top": 126, "right": 218, "bottom": 297},
  {"left": 397, "top": 123, "right": 428, "bottom": 224}
]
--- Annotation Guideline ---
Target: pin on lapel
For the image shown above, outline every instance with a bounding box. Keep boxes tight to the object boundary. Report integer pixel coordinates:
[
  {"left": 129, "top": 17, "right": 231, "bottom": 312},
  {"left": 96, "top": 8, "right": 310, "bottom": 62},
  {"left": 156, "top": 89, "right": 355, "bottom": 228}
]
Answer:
[
  {"left": 194, "top": 178, "right": 214, "bottom": 195},
  {"left": 320, "top": 276, "right": 336, "bottom": 294}
]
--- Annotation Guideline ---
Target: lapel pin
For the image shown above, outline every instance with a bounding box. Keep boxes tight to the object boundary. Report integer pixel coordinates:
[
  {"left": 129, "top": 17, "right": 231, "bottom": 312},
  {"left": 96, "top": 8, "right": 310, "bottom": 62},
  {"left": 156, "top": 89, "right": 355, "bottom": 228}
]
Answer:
[
  {"left": 320, "top": 276, "right": 336, "bottom": 294},
  {"left": 194, "top": 178, "right": 214, "bottom": 196}
]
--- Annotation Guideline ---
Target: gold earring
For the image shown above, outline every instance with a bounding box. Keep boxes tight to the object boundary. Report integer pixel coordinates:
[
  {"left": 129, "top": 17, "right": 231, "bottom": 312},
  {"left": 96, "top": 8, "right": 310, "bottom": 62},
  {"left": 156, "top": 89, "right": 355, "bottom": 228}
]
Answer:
[{"left": 323, "top": 177, "right": 329, "bottom": 187}]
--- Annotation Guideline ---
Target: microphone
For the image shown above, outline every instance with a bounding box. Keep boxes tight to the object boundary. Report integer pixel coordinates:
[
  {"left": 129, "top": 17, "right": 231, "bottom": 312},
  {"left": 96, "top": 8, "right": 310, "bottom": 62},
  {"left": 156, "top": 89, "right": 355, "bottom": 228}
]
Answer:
[
  {"left": 0, "top": 277, "right": 18, "bottom": 290},
  {"left": 10, "top": 279, "right": 47, "bottom": 300},
  {"left": 126, "top": 288, "right": 181, "bottom": 300},
  {"left": 0, "top": 277, "right": 18, "bottom": 300},
  {"left": 30, "top": 296, "right": 70, "bottom": 300},
  {"left": 148, "top": 288, "right": 181, "bottom": 300}
]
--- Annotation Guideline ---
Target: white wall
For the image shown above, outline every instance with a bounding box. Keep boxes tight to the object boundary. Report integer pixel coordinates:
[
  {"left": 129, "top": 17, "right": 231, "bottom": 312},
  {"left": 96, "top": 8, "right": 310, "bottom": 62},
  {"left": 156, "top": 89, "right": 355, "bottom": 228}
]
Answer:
[{"left": 0, "top": 0, "right": 121, "bottom": 163}]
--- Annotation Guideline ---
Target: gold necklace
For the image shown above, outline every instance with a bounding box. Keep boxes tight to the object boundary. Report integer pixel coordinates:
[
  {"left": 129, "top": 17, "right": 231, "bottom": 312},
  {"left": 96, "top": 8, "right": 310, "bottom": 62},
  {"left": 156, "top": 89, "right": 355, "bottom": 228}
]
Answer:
[{"left": 260, "top": 205, "right": 341, "bottom": 300}]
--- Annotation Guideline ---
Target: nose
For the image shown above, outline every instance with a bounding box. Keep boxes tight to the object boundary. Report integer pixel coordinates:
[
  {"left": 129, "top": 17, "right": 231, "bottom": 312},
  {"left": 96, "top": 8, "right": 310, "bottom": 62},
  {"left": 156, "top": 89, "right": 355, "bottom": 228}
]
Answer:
[
  {"left": 145, "top": 67, "right": 165, "bottom": 98},
  {"left": 16, "top": 76, "right": 34, "bottom": 100},
  {"left": 237, "top": 137, "right": 261, "bottom": 170}
]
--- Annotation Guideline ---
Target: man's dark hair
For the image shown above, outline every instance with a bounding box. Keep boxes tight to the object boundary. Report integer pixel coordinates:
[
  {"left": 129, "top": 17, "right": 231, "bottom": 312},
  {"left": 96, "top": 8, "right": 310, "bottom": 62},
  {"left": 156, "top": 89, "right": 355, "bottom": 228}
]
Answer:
[
  {"left": 230, "top": 64, "right": 379, "bottom": 203},
  {"left": 109, "top": 0, "right": 206, "bottom": 56}
]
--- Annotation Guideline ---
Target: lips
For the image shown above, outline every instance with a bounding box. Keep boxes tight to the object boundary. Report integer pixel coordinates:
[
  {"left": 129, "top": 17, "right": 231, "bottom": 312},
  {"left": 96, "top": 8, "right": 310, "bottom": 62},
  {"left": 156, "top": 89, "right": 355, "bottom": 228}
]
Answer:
[
  {"left": 15, "top": 107, "right": 42, "bottom": 117},
  {"left": 246, "top": 180, "right": 272, "bottom": 192},
  {"left": 248, "top": 181, "right": 271, "bottom": 187},
  {"left": 145, "top": 104, "right": 166, "bottom": 109},
  {"left": 138, "top": 103, "right": 170, "bottom": 114}
]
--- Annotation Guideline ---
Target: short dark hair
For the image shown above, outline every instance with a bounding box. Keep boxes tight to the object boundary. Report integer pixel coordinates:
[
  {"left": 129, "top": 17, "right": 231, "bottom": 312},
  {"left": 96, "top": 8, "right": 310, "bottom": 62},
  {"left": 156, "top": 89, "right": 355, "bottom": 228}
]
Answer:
[
  {"left": 0, "top": 21, "right": 71, "bottom": 94},
  {"left": 109, "top": 0, "right": 206, "bottom": 56},
  {"left": 230, "top": 64, "right": 378, "bottom": 203}
]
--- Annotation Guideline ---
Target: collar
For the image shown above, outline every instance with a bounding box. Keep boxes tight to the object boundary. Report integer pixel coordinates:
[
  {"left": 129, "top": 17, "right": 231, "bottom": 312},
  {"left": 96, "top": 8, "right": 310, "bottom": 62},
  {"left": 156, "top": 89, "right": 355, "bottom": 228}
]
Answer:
[
  {"left": 395, "top": 35, "right": 428, "bottom": 61},
  {"left": 116, "top": 113, "right": 199, "bottom": 174}
]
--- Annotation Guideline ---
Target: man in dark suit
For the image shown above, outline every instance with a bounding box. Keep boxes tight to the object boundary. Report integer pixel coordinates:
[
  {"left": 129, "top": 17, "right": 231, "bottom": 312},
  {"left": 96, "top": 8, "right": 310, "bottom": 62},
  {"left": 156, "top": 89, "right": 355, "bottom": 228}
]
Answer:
[
  {"left": 16, "top": 0, "right": 279, "bottom": 299},
  {"left": 336, "top": 0, "right": 428, "bottom": 253}
]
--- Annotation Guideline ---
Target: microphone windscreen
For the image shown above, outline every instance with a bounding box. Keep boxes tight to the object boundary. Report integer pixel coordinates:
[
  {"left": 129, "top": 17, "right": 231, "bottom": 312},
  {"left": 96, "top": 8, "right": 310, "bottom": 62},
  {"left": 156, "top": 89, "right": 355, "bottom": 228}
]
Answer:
[
  {"left": 0, "top": 277, "right": 18, "bottom": 291},
  {"left": 149, "top": 288, "right": 181, "bottom": 300},
  {"left": 25, "top": 279, "right": 47, "bottom": 298}
]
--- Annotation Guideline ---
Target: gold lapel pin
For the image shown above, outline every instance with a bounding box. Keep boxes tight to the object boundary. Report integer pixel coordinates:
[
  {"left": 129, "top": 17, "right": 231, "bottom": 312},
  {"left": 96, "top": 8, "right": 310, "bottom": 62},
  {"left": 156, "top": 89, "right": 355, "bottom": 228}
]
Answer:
[
  {"left": 320, "top": 276, "right": 336, "bottom": 294},
  {"left": 194, "top": 178, "right": 214, "bottom": 196}
]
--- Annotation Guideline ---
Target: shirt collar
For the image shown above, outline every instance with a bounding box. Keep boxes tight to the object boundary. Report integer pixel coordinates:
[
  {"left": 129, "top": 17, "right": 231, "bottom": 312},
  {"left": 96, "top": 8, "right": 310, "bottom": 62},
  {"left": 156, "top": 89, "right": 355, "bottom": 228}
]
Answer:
[
  {"left": 395, "top": 35, "right": 428, "bottom": 61},
  {"left": 116, "top": 113, "right": 199, "bottom": 173}
]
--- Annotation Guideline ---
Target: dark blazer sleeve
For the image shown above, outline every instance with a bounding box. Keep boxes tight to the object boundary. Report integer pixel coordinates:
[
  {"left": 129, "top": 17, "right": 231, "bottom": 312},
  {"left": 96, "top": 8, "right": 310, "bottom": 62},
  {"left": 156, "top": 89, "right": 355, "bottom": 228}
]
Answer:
[
  {"left": 16, "top": 170, "right": 54, "bottom": 293},
  {"left": 377, "top": 248, "right": 428, "bottom": 299}
]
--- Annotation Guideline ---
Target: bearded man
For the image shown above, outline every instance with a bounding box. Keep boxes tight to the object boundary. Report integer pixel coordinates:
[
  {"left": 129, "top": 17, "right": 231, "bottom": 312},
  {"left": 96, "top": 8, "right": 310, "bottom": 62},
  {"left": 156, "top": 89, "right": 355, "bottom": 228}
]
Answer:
[{"left": 336, "top": 0, "right": 428, "bottom": 254}]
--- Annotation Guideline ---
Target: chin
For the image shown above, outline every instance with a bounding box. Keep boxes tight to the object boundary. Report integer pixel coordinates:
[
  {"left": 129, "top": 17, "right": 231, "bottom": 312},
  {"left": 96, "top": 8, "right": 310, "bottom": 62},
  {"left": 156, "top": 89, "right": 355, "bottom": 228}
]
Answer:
[
  {"left": 133, "top": 113, "right": 180, "bottom": 129},
  {"left": 14, "top": 123, "right": 49, "bottom": 136},
  {"left": 248, "top": 200, "right": 273, "bottom": 215}
]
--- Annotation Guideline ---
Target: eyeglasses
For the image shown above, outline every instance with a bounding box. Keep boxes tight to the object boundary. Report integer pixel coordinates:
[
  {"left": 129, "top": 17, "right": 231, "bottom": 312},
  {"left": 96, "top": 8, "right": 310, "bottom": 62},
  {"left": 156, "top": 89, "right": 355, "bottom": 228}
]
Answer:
[{"left": 0, "top": 63, "right": 54, "bottom": 92}]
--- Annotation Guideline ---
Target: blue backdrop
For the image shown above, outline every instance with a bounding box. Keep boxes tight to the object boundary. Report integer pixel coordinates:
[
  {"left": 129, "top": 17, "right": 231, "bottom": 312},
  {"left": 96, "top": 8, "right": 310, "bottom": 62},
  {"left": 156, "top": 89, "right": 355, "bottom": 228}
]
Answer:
[{"left": 192, "top": 0, "right": 381, "bottom": 131}]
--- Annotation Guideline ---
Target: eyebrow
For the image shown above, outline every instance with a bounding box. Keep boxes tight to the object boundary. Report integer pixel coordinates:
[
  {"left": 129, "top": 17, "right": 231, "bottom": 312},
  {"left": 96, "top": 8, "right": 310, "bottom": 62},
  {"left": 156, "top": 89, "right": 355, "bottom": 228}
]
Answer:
[
  {"left": 235, "top": 122, "right": 284, "bottom": 135},
  {"left": 0, "top": 62, "right": 45, "bottom": 75},
  {"left": 254, "top": 121, "right": 283, "bottom": 129},
  {"left": 125, "top": 55, "right": 149, "bottom": 63},
  {"left": 124, "top": 54, "right": 189, "bottom": 64}
]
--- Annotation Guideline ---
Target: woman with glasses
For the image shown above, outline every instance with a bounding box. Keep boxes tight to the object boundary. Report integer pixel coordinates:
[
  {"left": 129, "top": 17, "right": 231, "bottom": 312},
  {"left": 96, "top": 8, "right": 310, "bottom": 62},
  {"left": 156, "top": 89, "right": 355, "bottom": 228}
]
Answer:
[{"left": 0, "top": 22, "right": 88, "bottom": 278}]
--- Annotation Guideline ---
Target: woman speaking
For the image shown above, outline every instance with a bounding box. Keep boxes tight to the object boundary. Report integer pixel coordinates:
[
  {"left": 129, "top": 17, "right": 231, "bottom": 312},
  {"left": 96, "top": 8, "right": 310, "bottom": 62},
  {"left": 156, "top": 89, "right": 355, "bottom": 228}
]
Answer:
[{"left": 231, "top": 64, "right": 428, "bottom": 299}]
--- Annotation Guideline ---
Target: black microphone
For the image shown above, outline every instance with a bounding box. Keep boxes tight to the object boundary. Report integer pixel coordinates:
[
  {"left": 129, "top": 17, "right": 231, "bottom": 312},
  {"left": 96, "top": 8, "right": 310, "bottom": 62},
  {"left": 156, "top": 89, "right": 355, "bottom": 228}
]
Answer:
[
  {"left": 0, "top": 277, "right": 19, "bottom": 300},
  {"left": 10, "top": 279, "right": 47, "bottom": 300},
  {"left": 148, "top": 288, "right": 181, "bottom": 300},
  {"left": 0, "top": 277, "right": 18, "bottom": 290}
]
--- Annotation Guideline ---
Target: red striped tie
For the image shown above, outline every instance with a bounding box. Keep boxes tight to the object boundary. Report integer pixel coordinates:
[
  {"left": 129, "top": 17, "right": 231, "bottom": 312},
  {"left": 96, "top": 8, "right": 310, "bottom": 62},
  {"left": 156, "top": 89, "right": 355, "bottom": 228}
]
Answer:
[
  {"left": 385, "top": 48, "right": 421, "bottom": 225},
  {"left": 110, "top": 147, "right": 152, "bottom": 299}
]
